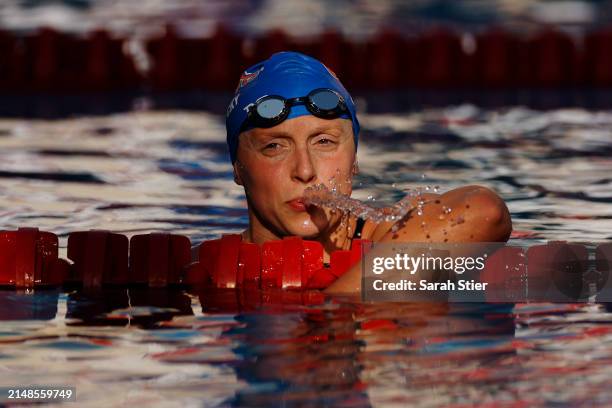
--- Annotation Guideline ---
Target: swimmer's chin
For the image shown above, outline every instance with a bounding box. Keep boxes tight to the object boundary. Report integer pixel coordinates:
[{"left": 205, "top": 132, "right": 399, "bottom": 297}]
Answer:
[
  {"left": 281, "top": 209, "right": 331, "bottom": 238},
  {"left": 286, "top": 228, "right": 322, "bottom": 240},
  {"left": 283, "top": 223, "right": 325, "bottom": 240}
]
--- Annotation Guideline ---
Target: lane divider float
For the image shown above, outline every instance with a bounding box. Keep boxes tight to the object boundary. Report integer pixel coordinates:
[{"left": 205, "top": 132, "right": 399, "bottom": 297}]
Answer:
[{"left": 0, "top": 229, "right": 371, "bottom": 290}]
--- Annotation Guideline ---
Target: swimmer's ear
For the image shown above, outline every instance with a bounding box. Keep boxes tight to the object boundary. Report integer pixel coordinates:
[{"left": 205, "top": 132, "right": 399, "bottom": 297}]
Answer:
[{"left": 233, "top": 162, "right": 244, "bottom": 186}]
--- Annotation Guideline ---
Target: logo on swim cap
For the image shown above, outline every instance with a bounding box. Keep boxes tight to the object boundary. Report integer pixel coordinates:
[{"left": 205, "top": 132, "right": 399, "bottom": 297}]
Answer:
[
  {"left": 237, "top": 66, "right": 264, "bottom": 90},
  {"left": 226, "top": 93, "right": 240, "bottom": 117}
]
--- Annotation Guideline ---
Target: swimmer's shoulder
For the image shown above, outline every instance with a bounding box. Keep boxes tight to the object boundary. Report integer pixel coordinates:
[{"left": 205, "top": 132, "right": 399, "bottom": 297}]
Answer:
[{"left": 359, "top": 192, "right": 441, "bottom": 241}]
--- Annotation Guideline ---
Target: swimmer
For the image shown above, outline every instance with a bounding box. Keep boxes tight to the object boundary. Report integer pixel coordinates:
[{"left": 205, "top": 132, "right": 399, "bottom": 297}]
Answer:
[{"left": 226, "top": 51, "right": 512, "bottom": 294}]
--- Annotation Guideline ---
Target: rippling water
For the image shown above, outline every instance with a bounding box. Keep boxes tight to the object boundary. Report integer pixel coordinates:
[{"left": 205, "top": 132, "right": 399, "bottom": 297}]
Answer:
[
  {"left": 0, "top": 105, "right": 611, "bottom": 406},
  {"left": 2, "top": 0, "right": 605, "bottom": 37}
]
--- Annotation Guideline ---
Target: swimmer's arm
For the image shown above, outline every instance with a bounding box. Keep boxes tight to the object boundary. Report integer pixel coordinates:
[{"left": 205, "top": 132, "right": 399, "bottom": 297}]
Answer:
[
  {"left": 378, "top": 185, "right": 511, "bottom": 243},
  {"left": 324, "top": 185, "right": 512, "bottom": 294}
]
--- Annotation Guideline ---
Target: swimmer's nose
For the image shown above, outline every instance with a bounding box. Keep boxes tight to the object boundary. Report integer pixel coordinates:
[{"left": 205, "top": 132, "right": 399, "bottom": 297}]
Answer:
[{"left": 291, "top": 147, "right": 316, "bottom": 184}]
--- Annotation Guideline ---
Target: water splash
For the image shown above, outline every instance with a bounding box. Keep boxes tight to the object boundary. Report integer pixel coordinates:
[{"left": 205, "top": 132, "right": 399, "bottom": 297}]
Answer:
[{"left": 303, "top": 183, "right": 430, "bottom": 224}]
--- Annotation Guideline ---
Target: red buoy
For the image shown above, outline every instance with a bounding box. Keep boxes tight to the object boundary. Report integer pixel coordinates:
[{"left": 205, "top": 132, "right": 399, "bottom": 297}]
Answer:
[
  {"left": 368, "top": 29, "right": 404, "bottom": 89},
  {"left": 67, "top": 230, "right": 129, "bottom": 287},
  {"left": 129, "top": 233, "right": 191, "bottom": 287},
  {"left": 32, "top": 27, "right": 60, "bottom": 91},
  {"left": 149, "top": 25, "right": 179, "bottom": 90},
  {"left": 418, "top": 29, "right": 462, "bottom": 88},
  {"left": 0, "top": 228, "right": 68, "bottom": 288},
  {"left": 528, "top": 30, "right": 576, "bottom": 87},
  {"left": 584, "top": 29, "right": 612, "bottom": 86},
  {"left": 476, "top": 29, "right": 519, "bottom": 88},
  {"left": 85, "top": 29, "right": 112, "bottom": 90}
]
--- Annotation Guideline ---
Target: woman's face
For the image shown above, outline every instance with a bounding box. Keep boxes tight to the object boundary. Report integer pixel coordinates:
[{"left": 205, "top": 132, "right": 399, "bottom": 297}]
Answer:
[{"left": 234, "top": 115, "right": 356, "bottom": 239}]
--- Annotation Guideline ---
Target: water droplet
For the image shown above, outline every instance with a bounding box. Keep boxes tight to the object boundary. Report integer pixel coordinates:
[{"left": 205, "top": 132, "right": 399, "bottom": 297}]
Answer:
[{"left": 302, "top": 182, "right": 438, "bottom": 225}]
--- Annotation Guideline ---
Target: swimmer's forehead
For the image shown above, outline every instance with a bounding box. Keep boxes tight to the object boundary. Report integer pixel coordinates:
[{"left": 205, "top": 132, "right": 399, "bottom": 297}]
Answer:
[{"left": 239, "top": 117, "right": 353, "bottom": 140}]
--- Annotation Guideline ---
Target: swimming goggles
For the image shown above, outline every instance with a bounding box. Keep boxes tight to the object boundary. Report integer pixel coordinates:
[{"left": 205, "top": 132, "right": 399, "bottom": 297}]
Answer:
[{"left": 243, "top": 88, "right": 348, "bottom": 129}]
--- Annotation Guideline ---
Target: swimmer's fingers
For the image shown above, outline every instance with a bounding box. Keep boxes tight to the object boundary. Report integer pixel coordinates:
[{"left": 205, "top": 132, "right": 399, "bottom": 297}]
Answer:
[{"left": 305, "top": 203, "right": 346, "bottom": 230}]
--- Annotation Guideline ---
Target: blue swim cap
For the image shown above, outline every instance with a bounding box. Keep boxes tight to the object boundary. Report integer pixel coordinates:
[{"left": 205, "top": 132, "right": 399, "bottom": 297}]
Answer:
[{"left": 226, "top": 51, "right": 360, "bottom": 163}]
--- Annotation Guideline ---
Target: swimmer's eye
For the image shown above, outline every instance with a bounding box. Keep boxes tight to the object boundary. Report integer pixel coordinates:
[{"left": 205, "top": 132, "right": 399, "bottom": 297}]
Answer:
[
  {"left": 261, "top": 142, "right": 287, "bottom": 156},
  {"left": 263, "top": 143, "right": 280, "bottom": 150},
  {"left": 315, "top": 137, "right": 337, "bottom": 146}
]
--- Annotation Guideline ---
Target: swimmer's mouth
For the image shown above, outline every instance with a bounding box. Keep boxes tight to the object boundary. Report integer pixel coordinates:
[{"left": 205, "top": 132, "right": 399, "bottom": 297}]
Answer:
[{"left": 287, "top": 198, "right": 307, "bottom": 212}]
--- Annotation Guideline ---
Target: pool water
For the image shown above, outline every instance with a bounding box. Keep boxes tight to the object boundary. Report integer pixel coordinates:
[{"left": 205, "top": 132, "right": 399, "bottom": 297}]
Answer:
[{"left": 0, "top": 104, "right": 611, "bottom": 406}]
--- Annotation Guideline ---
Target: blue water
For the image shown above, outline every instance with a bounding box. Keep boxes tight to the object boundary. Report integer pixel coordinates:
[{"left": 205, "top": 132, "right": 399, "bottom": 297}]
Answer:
[{"left": 0, "top": 104, "right": 611, "bottom": 406}]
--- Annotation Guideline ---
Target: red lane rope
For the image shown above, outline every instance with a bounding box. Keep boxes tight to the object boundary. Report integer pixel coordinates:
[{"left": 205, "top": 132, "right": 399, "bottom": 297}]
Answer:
[{"left": 0, "top": 228, "right": 370, "bottom": 290}]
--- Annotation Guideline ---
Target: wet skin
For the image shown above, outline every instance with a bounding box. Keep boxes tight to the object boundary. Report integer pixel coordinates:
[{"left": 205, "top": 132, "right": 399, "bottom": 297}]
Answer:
[
  {"left": 233, "top": 115, "right": 512, "bottom": 294},
  {"left": 234, "top": 115, "right": 358, "bottom": 258}
]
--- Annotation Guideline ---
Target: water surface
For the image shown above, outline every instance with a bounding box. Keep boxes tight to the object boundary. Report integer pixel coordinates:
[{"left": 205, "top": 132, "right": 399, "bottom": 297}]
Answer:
[{"left": 0, "top": 105, "right": 611, "bottom": 406}]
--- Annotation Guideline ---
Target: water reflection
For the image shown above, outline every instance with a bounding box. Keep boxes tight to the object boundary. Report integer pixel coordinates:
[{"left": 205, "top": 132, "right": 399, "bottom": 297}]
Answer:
[
  {"left": 3, "top": 287, "right": 612, "bottom": 405},
  {"left": 66, "top": 288, "right": 193, "bottom": 327},
  {"left": 187, "top": 288, "right": 516, "bottom": 406},
  {"left": 0, "top": 291, "right": 59, "bottom": 320}
]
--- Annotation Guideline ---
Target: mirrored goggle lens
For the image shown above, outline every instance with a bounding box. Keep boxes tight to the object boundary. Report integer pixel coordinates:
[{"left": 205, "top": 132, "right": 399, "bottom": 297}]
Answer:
[
  {"left": 256, "top": 98, "right": 286, "bottom": 119},
  {"left": 310, "top": 90, "right": 341, "bottom": 110}
]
